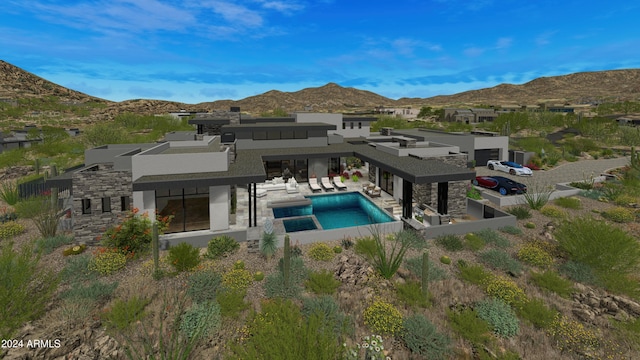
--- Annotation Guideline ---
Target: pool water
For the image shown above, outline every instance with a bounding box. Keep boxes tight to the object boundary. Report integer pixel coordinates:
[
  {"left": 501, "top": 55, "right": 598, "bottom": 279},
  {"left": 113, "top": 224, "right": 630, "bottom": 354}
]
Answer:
[
  {"left": 273, "top": 192, "right": 394, "bottom": 230},
  {"left": 283, "top": 217, "right": 317, "bottom": 232}
]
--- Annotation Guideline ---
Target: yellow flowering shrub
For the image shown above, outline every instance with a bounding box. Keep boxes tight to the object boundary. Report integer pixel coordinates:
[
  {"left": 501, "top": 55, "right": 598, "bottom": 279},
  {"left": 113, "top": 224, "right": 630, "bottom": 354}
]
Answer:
[
  {"left": 0, "top": 221, "right": 25, "bottom": 239},
  {"left": 308, "top": 243, "right": 335, "bottom": 261},
  {"left": 483, "top": 275, "right": 528, "bottom": 307},
  {"left": 517, "top": 242, "right": 554, "bottom": 268},
  {"left": 548, "top": 314, "right": 599, "bottom": 354},
  {"left": 89, "top": 248, "right": 127, "bottom": 275},
  {"left": 223, "top": 268, "right": 253, "bottom": 291},
  {"left": 363, "top": 299, "right": 403, "bottom": 335}
]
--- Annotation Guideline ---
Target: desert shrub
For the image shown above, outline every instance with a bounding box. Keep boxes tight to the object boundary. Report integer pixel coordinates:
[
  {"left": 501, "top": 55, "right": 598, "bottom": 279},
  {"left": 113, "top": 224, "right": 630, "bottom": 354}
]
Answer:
[
  {"left": 458, "top": 263, "right": 492, "bottom": 285},
  {"left": 601, "top": 206, "right": 636, "bottom": 223},
  {"left": 217, "top": 289, "right": 249, "bottom": 318},
  {"left": 405, "top": 255, "right": 448, "bottom": 281},
  {"left": 499, "top": 225, "right": 522, "bottom": 235},
  {"left": 0, "top": 242, "right": 59, "bottom": 339},
  {"left": 401, "top": 314, "right": 451, "bottom": 359},
  {"left": 479, "top": 249, "right": 523, "bottom": 275},
  {"left": 440, "top": 255, "right": 451, "bottom": 265},
  {"left": 363, "top": 299, "right": 403, "bottom": 335},
  {"left": 613, "top": 317, "right": 640, "bottom": 351},
  {"left": 89, "top": 248, "right": 127, "bottom": 276},
  {"left": 0, "top": 180, "right": 19, "bottom": 205},
  {"left": 516, "top": 297, "right": 558, "bottom": 329},
  {"left": 205, "top": 235, "right": 239, "bottom": 259},
  {"left": 464, "top": 233, "right": 485, "bottom": 251},
  {"left": 265, "top": 257, "right": 307, "bottom": 299},
  {"left": 333, "top": 245, "right": 342, "bottom": 253},
  {"left": 522, "top": 184, "right": 554, "bottom": 210},
  {"left": 62, "top": 244, "right": 86, "bottom": 256},
  {"left": 0, "top": 210, "right": 17, "bottom": 224},
  {"left": 540, "top": 204, "right": 567, "bottom": 218},
  {"left": 260, "top": 231, "right": 278, "bottom": 259},
  {"left": 0, "top": 221, "right": 25, "bottom": 239},
  {"left": 35, "top": 235, "right": 74, "bottom": 254},
  {"left": 60, "top": 280, "right": 118, "bottom": 303},
  {"left": 475, "top": 298, "right": 520, "bottom": 338},
  {"left": 167, "top": 242, "right": 201, "bottom": 272},
  {"left": 60, "top": 254, "right": 97, "bottom": 284},
  {"left": 517, "top": 242, "right": 554, "bottom": 268},
  {"left": 100, "top": 209, "right": 170, "bottom": 256},
  {"left": 475, "top": 228, "right": 510, "bottom": 248},
  {"left": 222, "top": 267, "right": 253, "bottom": 292},
  {"left": 555, "top": 216, "right": 640, "bottom": 296},
  {"left": 554, "top": 196, "right": 582, "bottom": 209},
  {"left": 483, "top": 275, "right": 528, "bottom": 307},
  {"left": 614, "top": 193, "right": 639, "bottom": 206},
  {"left": 525, "top": 222, "right": 536, "bottom": 229},
  {"left": 395, "top": 280, "right": 429, "bottom": 308},
  {"left": 187, "top": 270, "right": 222, "bottom": 304},
  {"left": 530, "top": 271, "right": 574, "bottom": 298},
  {"left": 507, "top": 205, "right": 531, "bottom": 220},
  {"left": 308, "top": 243, "right": 334, "bottom": 261},
  {"left": 228, "top": 299, "right": 344, "bottom": 360},
  {"left": 548, "top": 314, "right": 599, "bottom": 355},
  {"left": 371, "top": 229, "right": 423, "bottom": 279},
  {"left": 253, "top": 271, "right": 264, "bottom": 281},
  {"left": 559, "top": 260, "right": 598, "bottom": 285},
  {"left": 301, "top": 295, "right": 352, "bottom": 337},
  {"left": 102, "top": 296, "right": 149, "bottom": 330},
  {"left": 435, "top": 234, "right": 464, "bottom": 251},
  {"left": 341, "top": 237, "right": 354, "bottom": 249},
  {"left": 180, "top": 301, "right": 221, "bottom": 339},
  {"left": 305, "top": 269, "right": 340, "bottom": 295},
  {"left": 447, "top": 307, "right": 492, "bottom": 347},
  {"left": 354, "top": 236, "right": 377, "bottom": 259}
]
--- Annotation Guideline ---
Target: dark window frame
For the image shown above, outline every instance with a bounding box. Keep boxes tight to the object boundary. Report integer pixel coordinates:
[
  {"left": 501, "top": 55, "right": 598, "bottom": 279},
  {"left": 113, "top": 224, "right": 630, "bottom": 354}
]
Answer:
[
  {"left": 82, "top": 199, "right": 92, "bottom": 214},
  {"left": 101, "top": 197, "right": 111, "bottom": 213}
]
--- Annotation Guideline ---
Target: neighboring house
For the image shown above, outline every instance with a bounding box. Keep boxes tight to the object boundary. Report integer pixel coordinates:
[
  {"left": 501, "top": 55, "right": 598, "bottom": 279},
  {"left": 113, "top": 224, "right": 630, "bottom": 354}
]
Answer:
[
  {"left": 50, "top": 111, "right": 483, "bottom": 245},
  {"left": 374, "top": 107, "right": 420, "bottom": 119},
  {"left": 443, "top": 108, "right": 499, "bottom": 123}
]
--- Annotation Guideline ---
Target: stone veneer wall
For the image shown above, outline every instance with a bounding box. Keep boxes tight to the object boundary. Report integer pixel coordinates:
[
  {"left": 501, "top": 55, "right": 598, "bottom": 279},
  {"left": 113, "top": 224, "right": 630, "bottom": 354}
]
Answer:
[
  {"left": 412, "top": 154, "right": 469, "bottom": 217},
  {"left": 368, "top": 164, "right": 377, "bottom": 184},
  {"left": 203, "top": 111, "right": 241, "bottom": 135},
  {"left": 72, "top": 164, "right": 133, "bottom": 245}
]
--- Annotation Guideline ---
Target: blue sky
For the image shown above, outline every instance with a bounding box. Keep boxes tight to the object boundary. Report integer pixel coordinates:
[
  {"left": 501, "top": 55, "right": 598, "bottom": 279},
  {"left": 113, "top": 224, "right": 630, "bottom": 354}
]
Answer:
[{"left": 2, "top": 0, "right": 640, "bottom": 104}]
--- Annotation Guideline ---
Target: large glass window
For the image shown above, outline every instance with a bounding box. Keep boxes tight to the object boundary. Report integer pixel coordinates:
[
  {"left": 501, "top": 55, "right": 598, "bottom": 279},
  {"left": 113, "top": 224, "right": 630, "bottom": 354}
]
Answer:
[{"left": 157, "top": 188, "right": 210, "bottom": 233}]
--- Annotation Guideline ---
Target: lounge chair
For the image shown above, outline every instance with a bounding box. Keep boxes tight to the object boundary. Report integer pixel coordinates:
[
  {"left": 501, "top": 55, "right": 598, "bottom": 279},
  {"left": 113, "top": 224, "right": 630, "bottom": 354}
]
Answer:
[
  {"left": 333, "top": 176, "right": 347, "bottom": 190},
  {"left": 286, "top": 178, "right": 299, "bottom": 193},
  {"left": 367, "top": 186, "right": 381, "bottom": 198},
  {"left": 308, "top": 178, "right": 322, "bottom": 192},
  {"left": 321, "top": 177, "right": 335, "bottom": 191}
]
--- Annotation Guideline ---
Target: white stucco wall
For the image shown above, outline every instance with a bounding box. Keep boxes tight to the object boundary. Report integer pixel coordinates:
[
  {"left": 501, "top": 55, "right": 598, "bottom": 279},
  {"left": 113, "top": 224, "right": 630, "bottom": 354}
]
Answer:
[
  {"left": 209, "top": 186, "right": 230, "bottom": 231},
  {"left": 133, "top": 190, "right": 156, "bottom": 222}
]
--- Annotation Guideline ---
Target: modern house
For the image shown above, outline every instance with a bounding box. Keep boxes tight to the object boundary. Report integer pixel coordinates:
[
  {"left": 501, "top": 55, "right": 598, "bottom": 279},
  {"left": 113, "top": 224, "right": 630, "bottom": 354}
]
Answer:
[
  {"left": 49, "top": 111, "right": 486, "bottom": 246},
  {"left": 443, "top": 108, "right": 499, "bottom": 123}
]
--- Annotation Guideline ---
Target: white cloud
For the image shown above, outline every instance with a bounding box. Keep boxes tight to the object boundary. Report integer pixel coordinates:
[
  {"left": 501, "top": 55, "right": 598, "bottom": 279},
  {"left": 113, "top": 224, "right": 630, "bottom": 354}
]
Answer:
[
  {"left": 495, "top": 37, "right": 513, "bottom": 49},
  {"left": 463, "top": 46, "right": 484, "bottom": 57}
]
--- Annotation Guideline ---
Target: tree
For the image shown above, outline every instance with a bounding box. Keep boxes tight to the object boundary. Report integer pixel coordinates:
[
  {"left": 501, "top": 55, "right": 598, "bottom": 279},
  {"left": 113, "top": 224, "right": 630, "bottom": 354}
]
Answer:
[{"left": 418, "top": 106, "right": 433, "bottom": 117}]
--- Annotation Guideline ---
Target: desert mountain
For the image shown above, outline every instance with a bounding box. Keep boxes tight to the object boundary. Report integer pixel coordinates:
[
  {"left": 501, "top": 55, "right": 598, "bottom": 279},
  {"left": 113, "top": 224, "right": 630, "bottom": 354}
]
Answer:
[{"left": 2, "top": 60, "right": 640, "bottom": 118}]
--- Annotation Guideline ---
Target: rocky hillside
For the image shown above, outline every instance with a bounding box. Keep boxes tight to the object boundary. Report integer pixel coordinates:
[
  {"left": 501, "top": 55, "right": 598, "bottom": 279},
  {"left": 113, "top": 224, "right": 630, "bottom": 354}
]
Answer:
[{"left": 2, "top": 60, "right": 640, "bottom": 118}]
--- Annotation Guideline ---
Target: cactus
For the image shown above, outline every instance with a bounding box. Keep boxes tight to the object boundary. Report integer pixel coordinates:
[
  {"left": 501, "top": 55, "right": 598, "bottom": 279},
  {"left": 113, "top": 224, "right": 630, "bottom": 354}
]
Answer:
[
  {"left": 152, "top": 222, "right": 160, "bottom": 279},
  {"left": 421, "top": 251, "right": 429, "bottom": 299},
  {"left": 283, "top": 234, "right": 291, "bottom": 287},
  {"left": 51, "top": 163, "right": 58, "bottom": 177},
  {"left": 34, "top": 158, "right": 40, "bottom": 175}
]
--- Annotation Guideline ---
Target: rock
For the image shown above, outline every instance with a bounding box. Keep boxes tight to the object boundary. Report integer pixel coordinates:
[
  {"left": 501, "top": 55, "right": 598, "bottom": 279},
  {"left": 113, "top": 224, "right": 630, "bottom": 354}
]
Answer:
[
  {"left": 572, "top": 307, "right": 596, "bottom": 323},
  {"left": 613, "top": 309, "right": 631, "bottom": 322}
]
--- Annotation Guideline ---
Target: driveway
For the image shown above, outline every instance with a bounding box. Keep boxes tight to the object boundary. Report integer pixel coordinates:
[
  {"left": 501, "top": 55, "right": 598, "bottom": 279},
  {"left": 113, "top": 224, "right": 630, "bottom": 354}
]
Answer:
[{"left": 475, "top": 156, "right": 630, "bottom": 189}]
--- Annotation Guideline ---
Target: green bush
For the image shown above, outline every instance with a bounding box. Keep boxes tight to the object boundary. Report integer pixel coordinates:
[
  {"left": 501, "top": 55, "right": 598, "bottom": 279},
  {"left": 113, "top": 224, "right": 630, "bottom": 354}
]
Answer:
[
  {"left": 100, "top": 209, "right": 158, "bottom": 256},
  {"left": 363, "top": 299, "right": 403, "bottom": 335},
  {"left": 479, "top": 249, "right": 523, "bottom": 275},
  {"left": 530, "top": 271, "right": 574, "bottom": 298},
  {"left": 475, "top": 298, "right": 520, "bottom": 338},
  {"left": 167, "top": 242, "right": 201, "bottom": 272},
  {"left": 260, "top": 231, "right": 278, "bottom": 259},
  {"left": 305, "top": 269, "right": 340, "bottom": 295},
  {"left": 354, "top": 236, "right": 377, "bottom": 259},
  {"left": 516, "top": 297, "right": 558, "bottom": 329},
  {"left": 499, "top": 225, "right": 522, "bottom": 235},
  {"left": 464, "top": 233, "right": 485, "bottom": 251},
  {"left": 548, "top": 314, "right": 599, "bottom": 355},
  {"left": 205, "top": 235, "right": 239, "bottom": 259},
  {"left": 0, "top": 242, "right": 59, "bottom": 339},
  {"left": 525, "top": 222, "right": 536, "bottom": 229},
  {"left": 60, "top": 280, "right": 118, "bottom": 303},
  {"left": 458, "top": 263, "right": 492, "bottom": 285},
  {"left": 559, "top": 260, "right": 598, "bottom": 285},
  {"left": 435, "top": 234, "right": 464, "bottom": 251},
  {"left": 372, "top": 230, "right": 423, "bottom": 279},
  {"left": 102, "top": 296, "right": 149, "bottom": 330},
  {"left": 447, "top": 307, "right": 492, "bottom": 347},
  {"left": 217, "top": 289, "right": 249, "bottom": 318},
  {"left": 180, "top": 301, "right": 221, "bottom": 339},
  {"left": 475, "top": 228, "right": 510, "bottom": 248},
  {"left": 265, "top": 257, "right": 307, "bottom": 299},
  {"left": 308, "top": 243, "right": 334, "bottom": 261},
  {"left": 507, "top": 205, "right": 531, "bottom": 220},
  {"left": 440, "top": 255, "right": 451, "bottom": 265},
  {"left": 301, "top": 295, "right": 352, "bottom": 337},
  {"left": 187, "top": 270, "right": 222, "bottom": 304},
  {"left": 35, "top": 235, "right": 74, "bottom": 254},
  {"left": 228, "top": 299, "right": 344, "bottom": 360},
  {"left": 522, "top": 184, "right": 554, "bottom": 210},
  {"left": 253, "top": 271, "right": 265, "bottom": 281},
  {"left": 395, "top": 280, "right": 429, "bottom": 308},
  {"left": 60, "top": 254, "right": 98, "bottom": 284},
  {"left": 0, "top": 221, "right": 25, "bottom": 239},
  {"left": 89, "top": 248, "right": 127, "bottom": 276},
  {"left": 405, "top": 256, "right": 448, "bottom": 281},
  {"left": 401, "top": 314, "right": 451, "bottom": 359},
  {"left": 540, "top": 204, "right": 567, "bottom": 218},
  {"left": 333, "top": 245, "right": 342, "bottom": 254},
  {"left": 601, "top": 207, "right": 636, "bottom": 223},
  {"left": 222, "top": 267, "right": 253, "bottom": 292},
  {"left": 554, "top": 196, "right": 582, "bottom": 209},
  {"left": 483, "top": 275, "right": 528, "bottom": 307},
  {"left": 517, "top": 242, "right": 554, "bottom": 268},
  {"left": 555, "top": 216, "right": 640, "bottom": 297},
  {"left": 0, "top": 180, "right": 19, "bottom": 205}
]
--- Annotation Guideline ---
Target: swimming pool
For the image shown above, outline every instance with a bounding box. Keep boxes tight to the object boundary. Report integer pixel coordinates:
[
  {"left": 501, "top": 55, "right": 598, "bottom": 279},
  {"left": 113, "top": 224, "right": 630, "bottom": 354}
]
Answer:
[
  {"left": 282, "top": 217, "right": 318, "bottom": 232},
  {"left": 273, "top": 192, "right": 395, "bottom": 230}
]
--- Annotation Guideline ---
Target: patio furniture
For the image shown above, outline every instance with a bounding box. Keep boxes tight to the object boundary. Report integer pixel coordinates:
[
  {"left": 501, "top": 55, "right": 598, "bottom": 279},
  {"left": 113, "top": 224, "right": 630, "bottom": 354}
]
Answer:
[
  {"left": 321, "top": 177, "right": 335, "bottom": 191},
  {"left": 367, "top": 186, "right": 381, "bottom": 198},
  {"left": 309, "top": 178, "right": 322, "bottom": 192},
  {"left": 286, "top": 178, "right": 299, "bottom": 193},
  {"left": 362, "top": 183, "right": 375, "bottom": 192},
  {"left": 333, "top": 176, "right": 347, "bottom": 190},
  {"left": 253, "top": 189, "right": 267, "bottom": 197}
]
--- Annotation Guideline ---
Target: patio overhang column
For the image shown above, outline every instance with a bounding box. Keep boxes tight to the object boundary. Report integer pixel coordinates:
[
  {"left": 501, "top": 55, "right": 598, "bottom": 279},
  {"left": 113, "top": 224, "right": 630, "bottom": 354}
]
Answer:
[
  {"left": 247, "top": 183, "right": 252, "bottom": 227},
  {"left": 402, "top": 179, "right": 413, "bottom": 219},
  {"left": 253, "top": 183, "right": 257, "bottom": 227}
]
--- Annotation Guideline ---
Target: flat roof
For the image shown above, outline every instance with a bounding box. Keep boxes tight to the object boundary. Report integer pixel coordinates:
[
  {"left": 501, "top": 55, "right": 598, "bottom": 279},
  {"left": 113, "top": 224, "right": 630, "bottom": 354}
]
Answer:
[{"left": 222, "top": 122, "right": 337, "bottom": 131}]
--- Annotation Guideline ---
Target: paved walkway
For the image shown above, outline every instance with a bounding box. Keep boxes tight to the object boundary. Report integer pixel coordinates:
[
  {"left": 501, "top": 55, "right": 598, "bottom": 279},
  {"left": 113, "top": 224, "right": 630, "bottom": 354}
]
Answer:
[{"left": 475, "top": 156, "right": 630, "bottom": 188}]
